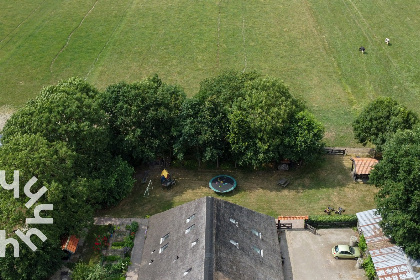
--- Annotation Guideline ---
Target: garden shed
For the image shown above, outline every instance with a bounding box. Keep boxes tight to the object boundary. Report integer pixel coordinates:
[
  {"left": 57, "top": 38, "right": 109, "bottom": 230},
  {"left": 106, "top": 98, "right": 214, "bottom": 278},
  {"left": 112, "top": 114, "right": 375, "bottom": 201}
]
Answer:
[
  {"left": 61, "top": 235, "right": 79, "bottom": 254},
  {"left": 350, "top": 157, "right": 378, "bottom": 181}
]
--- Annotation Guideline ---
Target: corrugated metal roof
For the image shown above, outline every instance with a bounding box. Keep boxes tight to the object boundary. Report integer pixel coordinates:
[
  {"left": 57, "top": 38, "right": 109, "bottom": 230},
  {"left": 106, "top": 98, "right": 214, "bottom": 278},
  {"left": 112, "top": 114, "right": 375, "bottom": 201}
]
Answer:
[
  {"left": 357, "top": 209, "right": 420, "bottom": 280},
  {"left": 351, "top": 158, "right": 379, "bottom": 175}
]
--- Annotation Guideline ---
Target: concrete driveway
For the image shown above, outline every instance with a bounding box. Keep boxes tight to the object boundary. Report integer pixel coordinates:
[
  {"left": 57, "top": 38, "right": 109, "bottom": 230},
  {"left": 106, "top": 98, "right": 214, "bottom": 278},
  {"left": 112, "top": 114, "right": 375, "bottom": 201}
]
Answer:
[{"left": 280, "top": 228, "right": 366, "bottom": 280}]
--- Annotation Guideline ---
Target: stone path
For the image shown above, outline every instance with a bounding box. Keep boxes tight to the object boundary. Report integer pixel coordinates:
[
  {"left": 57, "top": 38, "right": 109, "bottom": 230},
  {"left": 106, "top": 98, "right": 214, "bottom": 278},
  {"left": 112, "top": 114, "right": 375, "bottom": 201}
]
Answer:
[{"left": 93, "top": 217, "right": 149, "bottom": 280}]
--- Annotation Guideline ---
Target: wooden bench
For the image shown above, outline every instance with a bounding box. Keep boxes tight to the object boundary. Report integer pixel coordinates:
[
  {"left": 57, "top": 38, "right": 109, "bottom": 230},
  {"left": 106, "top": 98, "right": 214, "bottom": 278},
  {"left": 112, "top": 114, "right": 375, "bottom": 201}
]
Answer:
[
  {"left": 277, "top": 223, "right": 293, "bottom": 229},
  {"left": 325, "top": 148, "right": 346, "bottom": 155}
]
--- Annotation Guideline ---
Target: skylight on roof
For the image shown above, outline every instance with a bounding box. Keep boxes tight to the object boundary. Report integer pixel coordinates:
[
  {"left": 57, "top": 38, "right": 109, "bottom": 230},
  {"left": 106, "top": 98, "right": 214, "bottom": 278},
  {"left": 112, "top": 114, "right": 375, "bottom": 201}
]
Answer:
[
  {"left": 191, "top": 239, "right": 199, "bottom": 247},
  {"left": 159, "top": 243, "right": 168, "bottom": 254},
  {"left": 229, "top": 218, "right": 239, "bottom": 227},
  {"left": 186, "top": 214, "right": 195, "bottom": 223},
  {"left": 252, "top": 246, "right": 263, "bottom": 257},
  {"left": 185, "top": 224, "right": 195, "bottom": 234},
  {"left": 230, "top": 240, "right": 239, "bottom": 249},
  {"left": 183, "top": 268, "right": 192, "bottom": 276},
  {"left": 160, "top": 233, "right": 170, "bottom": 244},
  {"left": 251, "top": 229, "right": 262, "bottom": 239}
]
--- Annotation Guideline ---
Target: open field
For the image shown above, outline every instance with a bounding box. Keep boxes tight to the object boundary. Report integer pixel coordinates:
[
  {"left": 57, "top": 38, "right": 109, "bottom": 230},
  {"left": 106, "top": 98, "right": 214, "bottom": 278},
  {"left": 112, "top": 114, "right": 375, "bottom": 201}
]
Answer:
[
  {"left": 1, "top": 1, "right": 420, "bottom": 146},
  {"left": 97, "top": 156, "right": 378, "bottom": 218}
]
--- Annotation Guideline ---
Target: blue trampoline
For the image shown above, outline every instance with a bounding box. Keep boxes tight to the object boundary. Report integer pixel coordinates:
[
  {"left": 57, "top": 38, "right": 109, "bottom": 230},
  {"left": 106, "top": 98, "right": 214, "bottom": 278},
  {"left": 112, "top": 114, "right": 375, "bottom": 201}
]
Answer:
[{"left": 209, "top": 175, "right": 237, "bottom": 193}]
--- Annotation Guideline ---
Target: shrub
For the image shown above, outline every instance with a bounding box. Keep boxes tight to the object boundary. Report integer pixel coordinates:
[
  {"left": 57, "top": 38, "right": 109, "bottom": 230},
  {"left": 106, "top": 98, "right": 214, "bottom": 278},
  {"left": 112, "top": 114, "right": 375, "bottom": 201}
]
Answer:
[
  {"left": 306, "top": 215, "right": 358, "bottom": 228},
  {"left": 111, "top": 241, "right": 125, "bottom": 247},
  {"left": 362, "top": 255, "right": 376, "bottom": 280},
  {"left": 71, "top": 262, "right": 107, "bottom": 280},
  {"left": 108, "top": 257, "right": 131, "bottom": 276},
  {"left": 71, "top": 263, "right": 91, "bottom": 280},
  {"left": 359, "top": 234, "right": 367, "bottom": 252},
  {"left": 125, "top": 221, "right": 139, "bottom": 233},
  {"left": 93, "top": 235, "right": 110, "bottom": 252},
  {"left": 105, "top": 255, "right": 121, "bottom": 262}
]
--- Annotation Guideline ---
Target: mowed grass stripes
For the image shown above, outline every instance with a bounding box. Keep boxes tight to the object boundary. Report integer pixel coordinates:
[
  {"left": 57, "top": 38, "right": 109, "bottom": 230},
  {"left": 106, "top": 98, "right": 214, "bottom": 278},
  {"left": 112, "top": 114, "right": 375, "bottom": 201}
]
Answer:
[{"left": 1, "top": 0, "right": 419, "bottom": 146}]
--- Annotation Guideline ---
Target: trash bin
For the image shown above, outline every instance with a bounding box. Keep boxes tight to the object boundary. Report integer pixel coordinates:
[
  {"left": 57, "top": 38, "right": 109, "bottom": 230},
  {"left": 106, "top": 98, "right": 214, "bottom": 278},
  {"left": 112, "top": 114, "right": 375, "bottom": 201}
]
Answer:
[{"left": 350, "top": 236, "right": 358, "bottom": 247}]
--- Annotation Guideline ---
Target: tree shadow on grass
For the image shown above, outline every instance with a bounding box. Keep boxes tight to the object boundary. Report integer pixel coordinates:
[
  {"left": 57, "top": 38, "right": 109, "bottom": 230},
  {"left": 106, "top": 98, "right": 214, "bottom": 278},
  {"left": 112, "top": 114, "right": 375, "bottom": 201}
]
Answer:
[{"left": 96, "top": 155, "right": 377, "bottom": 218}]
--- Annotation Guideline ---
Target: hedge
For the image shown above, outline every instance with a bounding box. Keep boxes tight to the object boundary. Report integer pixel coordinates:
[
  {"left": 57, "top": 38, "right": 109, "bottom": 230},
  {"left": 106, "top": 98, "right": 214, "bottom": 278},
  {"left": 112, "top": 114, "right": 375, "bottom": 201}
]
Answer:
[{"left": 306, "top": 214, "right": 358, "bottom": 228}]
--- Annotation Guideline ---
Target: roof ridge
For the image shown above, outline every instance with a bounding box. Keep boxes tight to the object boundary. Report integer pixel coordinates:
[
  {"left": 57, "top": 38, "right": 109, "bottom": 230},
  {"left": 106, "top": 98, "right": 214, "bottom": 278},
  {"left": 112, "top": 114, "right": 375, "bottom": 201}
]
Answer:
[{"left": 204, "top": 196, "right": 214, "bottom": 280}]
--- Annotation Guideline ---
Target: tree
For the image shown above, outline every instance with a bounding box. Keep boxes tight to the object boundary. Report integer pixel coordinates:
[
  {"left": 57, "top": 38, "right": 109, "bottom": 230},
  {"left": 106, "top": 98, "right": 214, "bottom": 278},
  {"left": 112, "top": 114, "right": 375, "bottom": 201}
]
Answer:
[
  {"left": 1, "top": 77, "right": 111, "bottom": 176},
  {"left": 100, "top": 75, "right": 186, "bottom": 164},
  {"left": 0, "top": 238, "right": 64, "bottom": 280},
  {"left": 174, "top": 96, "right": 227, "bottom": 167},
  {"left": 88, "top": 156, "right": 135, "bottom": 208},
  {"left": 369, "top": 126, "right": 420, "bottom": 258},
  {"left": 283, "top": 111, "right": 325, "bottom": 162},
  {"left": 228, "top": 77, "right": 324, "bottom": 167},
  {"left": 0, "top": 134, "right": 92, "bottom": 279},
  {"left": 352, "top": 97, "right": 418, "bottom": 152},
  {"left": 173, "top": 71, "right": 260, "bottom": 165},
  {"left": 197, "top": 70, "right": 260, "bottom": 109},
  {"left": 1, "top": 78, "right": 135, "bottom": 209}
]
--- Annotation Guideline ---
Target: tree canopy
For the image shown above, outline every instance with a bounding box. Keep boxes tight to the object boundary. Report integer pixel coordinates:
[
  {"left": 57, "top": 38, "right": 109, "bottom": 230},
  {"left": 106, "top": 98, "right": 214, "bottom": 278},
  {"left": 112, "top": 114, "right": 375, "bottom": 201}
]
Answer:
[
  {"left": 176, "top": 72, "right": 324, "bottom": 168},
  {"left": 1, "top": 77, "right": 134, "bottom": 209},
  {"left": 0, "top": 133, "right": 92, "bottom": 279},
  {"left": 370, "top": 126, "right": 420, "bottom": 258},
  {"left": 228, "top": 76, "right": 324, "bottom": 167},
  {"left": 174, "top": 96, "right": 227, "bottom": 166},
  {"left": 0, "top": 78, "right": 134, "bottom": 279},
  {"left": 0, "top": 73, "right": 326, "bottom": 278},
  {"left": 352, "top": 97, "right": 418, "bottom": 152},
  {"left": 101, "top": 75, "right": 186, "bottom": 164},
  {"left": 2, "top": 77, "right": 111, "bottom": 176},
  {"left": 174, "top": 71, "right": 258, "bottom": 166}
]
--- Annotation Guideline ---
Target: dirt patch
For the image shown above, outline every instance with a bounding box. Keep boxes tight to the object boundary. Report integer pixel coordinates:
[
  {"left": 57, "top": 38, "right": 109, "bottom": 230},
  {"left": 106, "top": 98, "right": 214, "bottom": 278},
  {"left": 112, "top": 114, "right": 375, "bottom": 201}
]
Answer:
[
  {"left": 0, "top": 106, "right": 14, "bottom": 131},
  {"left": 280, "top": 228, "right": 366, "bottom": 280}
]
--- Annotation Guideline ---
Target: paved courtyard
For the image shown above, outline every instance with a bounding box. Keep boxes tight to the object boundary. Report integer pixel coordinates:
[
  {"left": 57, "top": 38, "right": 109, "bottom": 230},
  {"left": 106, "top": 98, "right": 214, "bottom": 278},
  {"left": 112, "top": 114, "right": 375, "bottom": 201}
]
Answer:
[{"left": 280, "top": 228, "right": 366, "bottom": 280}]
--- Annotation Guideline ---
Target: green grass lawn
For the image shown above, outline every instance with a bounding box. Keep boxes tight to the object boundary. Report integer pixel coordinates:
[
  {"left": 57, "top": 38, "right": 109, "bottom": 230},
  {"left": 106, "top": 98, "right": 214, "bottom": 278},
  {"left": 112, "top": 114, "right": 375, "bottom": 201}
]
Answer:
[
  {"left": 1, "top": 0, "right": 419, "bottom": 146},
  {"left": 96, "top": 156, "right": 378, "bottom": 218}
]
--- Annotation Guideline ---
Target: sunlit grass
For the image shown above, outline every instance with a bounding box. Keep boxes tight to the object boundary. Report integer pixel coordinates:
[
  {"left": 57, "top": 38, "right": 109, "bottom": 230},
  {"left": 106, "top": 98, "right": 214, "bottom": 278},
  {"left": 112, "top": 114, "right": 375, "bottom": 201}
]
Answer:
[
  {"left": 2, "top": 1, "right": 420, "bottom": 146},
  {"left": 97, "top": 156, "right": 378, "bottom": 218}
]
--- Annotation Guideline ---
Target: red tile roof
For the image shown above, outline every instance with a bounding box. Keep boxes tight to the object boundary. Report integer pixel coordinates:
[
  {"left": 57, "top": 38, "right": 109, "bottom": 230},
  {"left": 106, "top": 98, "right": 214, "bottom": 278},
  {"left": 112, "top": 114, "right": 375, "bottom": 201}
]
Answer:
[
  {"left": 277, "top": 216, "right": 308, "bottom": 220},
  {"left": 61, "top": 235, "right": 79, "bottom": 254},
  {"left": 351, "top": 158, "right": 379, "bottom": 175}
]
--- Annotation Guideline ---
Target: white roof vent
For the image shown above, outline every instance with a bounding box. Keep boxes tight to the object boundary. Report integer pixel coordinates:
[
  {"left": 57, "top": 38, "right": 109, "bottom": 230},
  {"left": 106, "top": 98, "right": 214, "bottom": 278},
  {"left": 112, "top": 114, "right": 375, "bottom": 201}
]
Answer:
[
  {"left": 230, "top": 240, "right": 239, "bottom": 249},
  {"left": 183, "top": 268, "right": 192, "bottom": 276}
]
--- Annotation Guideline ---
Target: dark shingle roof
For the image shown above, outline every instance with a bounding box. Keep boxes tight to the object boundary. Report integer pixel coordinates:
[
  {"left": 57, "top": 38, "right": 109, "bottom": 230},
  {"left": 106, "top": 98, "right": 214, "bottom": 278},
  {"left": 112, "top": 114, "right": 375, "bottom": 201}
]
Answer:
[{"left": 138, "top": 197, "right": 283, "bottom": 280}]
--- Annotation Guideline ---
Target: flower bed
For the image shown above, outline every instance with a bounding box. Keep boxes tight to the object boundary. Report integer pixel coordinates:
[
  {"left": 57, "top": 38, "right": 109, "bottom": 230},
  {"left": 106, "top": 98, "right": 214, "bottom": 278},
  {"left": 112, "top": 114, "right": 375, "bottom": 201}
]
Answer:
[{"left": 72, "top": 221, "right": 139, "bottom": 280}]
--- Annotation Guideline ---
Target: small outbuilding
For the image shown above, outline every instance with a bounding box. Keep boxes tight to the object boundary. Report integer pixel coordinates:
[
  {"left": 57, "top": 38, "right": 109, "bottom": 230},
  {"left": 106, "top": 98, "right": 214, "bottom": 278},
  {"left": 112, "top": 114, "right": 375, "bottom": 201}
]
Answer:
[
  {"left": 350, "top": 157, "right": 378, "bottom": 182},
  {"left": 61, "top": 235, "right": 79, "bottom": 254}
]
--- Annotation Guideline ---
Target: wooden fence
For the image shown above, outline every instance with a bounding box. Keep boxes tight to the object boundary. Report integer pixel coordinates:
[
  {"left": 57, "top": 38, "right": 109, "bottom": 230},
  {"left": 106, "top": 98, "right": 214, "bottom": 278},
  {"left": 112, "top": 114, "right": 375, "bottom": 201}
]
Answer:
[
  {"left": 305, "top": 223, "right": 317, "bottom": 235},
  {"left": 277, "top": 223, "right": 293, "bottom": 229}
]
